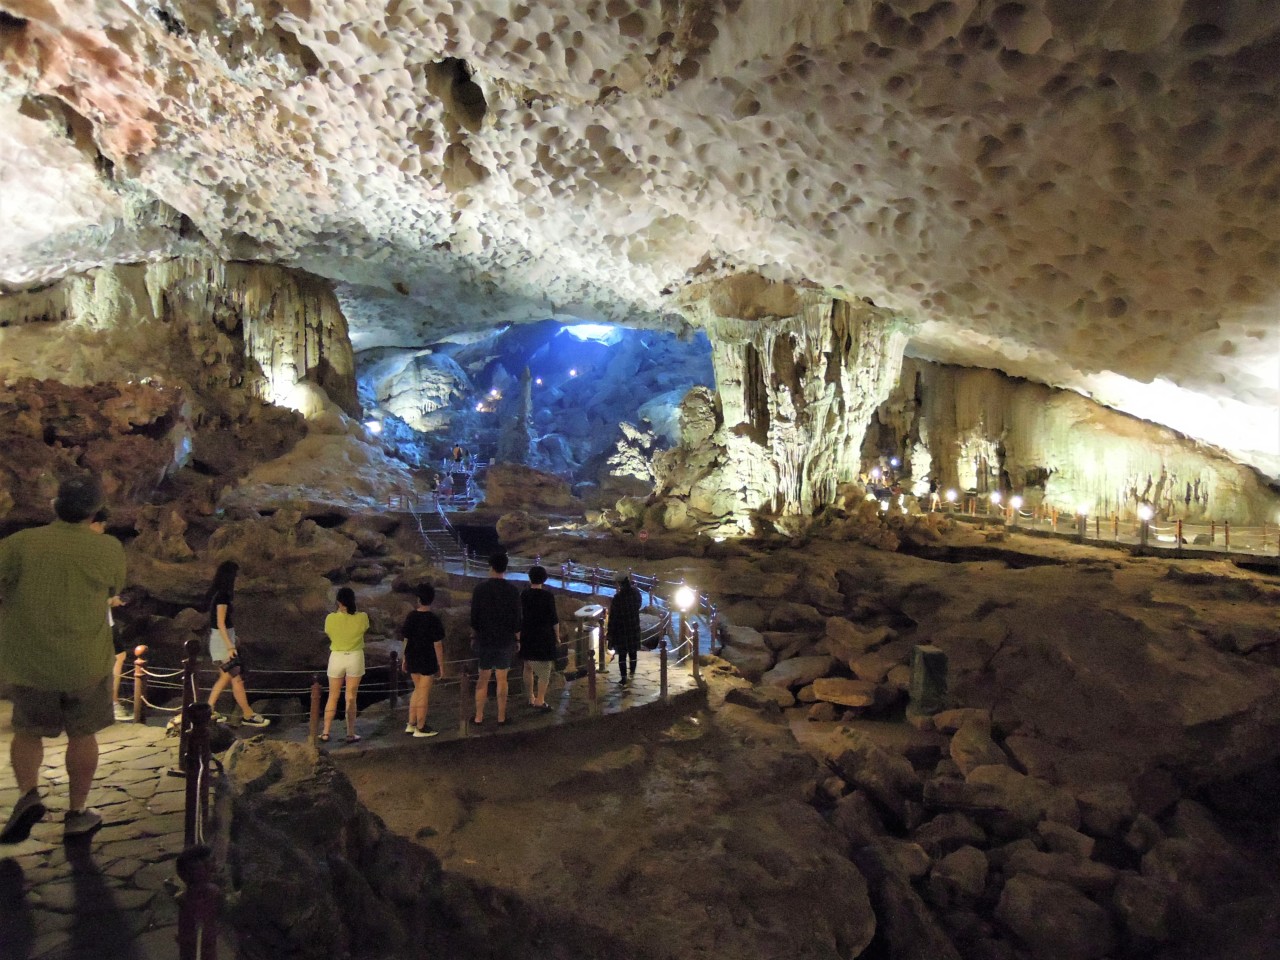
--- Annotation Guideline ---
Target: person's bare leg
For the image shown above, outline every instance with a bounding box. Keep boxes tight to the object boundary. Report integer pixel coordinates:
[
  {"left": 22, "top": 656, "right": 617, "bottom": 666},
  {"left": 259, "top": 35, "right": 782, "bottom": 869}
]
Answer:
[
  {"left": 474, "top": 669, "right": 491, "bottom": 722},
  {"left": 345, "top": 676, "right": 361, "bottom": 737},
  {"left": 112, "top": 652, "right": 126, "bottom": 706},
  {"left": 408, "top": 676, "right": 424, "bottom": 728},
  {"left": 230, "top": 676, "right": 256, "bottom": 717},
  {"left": 65, "top": 735, "right": 99, "bottom": 812},
  {"left": 420, "top": 675, "right": 434, "bottom": 721},
  {"left": 323, "top": 676, "right": 343, "bottom": 737},
  {"left": 10, "top": 732, "right": 43, "bottom": 795},
  {"left": 524, "top": 661, "right": 535, "bottom": 705},
  {"left": 207, "top": 671, "right": 231, "bottom": 709},
  {"left": 496, "top": 670, "right": 509, "bottom": 723}
]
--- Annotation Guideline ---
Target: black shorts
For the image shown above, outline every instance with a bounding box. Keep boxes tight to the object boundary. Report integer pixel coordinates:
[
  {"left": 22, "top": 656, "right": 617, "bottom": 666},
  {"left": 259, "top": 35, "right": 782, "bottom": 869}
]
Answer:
[
  {"left": 404, "top": 645, "right": 439, "bottom": 676},
  {"left": 111, "top": 628, "right": 128, "bottom": 656}
]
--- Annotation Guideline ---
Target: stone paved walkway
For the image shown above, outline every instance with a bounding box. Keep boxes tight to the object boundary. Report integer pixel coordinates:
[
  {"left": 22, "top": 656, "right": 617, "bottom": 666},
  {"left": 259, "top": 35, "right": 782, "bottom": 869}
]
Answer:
[
  {"left": 0, "top": 643, "right": 701, "bottom": 959},
  {"left": 0, "top": 702, "right": 186, "bottom": 960}
]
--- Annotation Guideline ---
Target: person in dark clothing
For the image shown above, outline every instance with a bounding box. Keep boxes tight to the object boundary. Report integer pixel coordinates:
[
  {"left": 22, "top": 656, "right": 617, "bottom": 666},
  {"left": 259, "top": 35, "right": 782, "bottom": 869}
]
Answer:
[
  {"left": 520, "top": 566, "right": 560, "bottom": 710},
  {"left": 470, "top": 552, "right": 522, "bottom": 726},
  {"left": 607, "top": 575, "right": 643, "bottom": 684},
  {"left": 401, "top": 583, "right": 445, "bottom": 738}
]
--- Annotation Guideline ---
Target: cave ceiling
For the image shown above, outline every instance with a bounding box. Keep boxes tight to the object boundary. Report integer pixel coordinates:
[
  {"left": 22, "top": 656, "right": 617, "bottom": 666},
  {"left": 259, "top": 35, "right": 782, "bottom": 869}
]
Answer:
[{"left": 0, "top": 1, "right": 1278, "bottom": 475}]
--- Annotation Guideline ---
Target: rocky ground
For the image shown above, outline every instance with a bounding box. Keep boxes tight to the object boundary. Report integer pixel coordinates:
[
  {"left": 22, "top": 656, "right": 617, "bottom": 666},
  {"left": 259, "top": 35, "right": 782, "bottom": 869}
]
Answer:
[{"left": 295, "top": 525, "right": 1280, "bottom": 960}]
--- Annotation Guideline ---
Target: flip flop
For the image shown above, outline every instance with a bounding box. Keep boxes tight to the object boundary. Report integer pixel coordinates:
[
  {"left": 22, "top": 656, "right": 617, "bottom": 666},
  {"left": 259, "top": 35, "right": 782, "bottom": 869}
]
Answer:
[
  {"left": 318, "top": 733, "right": 330, "bottom": 742},
  {"left": 345, "top": 734, "right": 362, "bottom": 743}
]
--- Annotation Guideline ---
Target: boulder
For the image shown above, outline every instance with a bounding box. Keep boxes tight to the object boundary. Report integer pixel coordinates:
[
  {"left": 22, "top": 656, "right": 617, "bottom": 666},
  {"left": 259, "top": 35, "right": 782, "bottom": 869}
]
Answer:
[
  {"left": 765, "top": 601, "right": 826, "bottom": 632},
  {"left": 995, "top": 875, "right": 1115, "bottom": 960},
  {"left": 830, "top": 790, "right": 886, "bottom": 848},
  {"left": 934, "top": 764, "right": 1081, "bottom": 832},
  {"left": 1003, "top": 848, "right": 1118, "bottom": 895},
  {"left": 933, "top": 708, "right": 993, "bottom": 734},
  {"left": 928, "top": 845, "right": 988, "bottom": 908},
  {"left": 717, "top": 628, "right": 776, "bottom": 679},
  {"left": 1036, "top": 822, "right": 1095, "bottom": 860},
  {"left": 912, "top": 811, "right": 987, "bottom": 858},
  {"left": 868, "top": 838, "right": 932, "bottom": 880},
  {"left": 852, "top": 845, "right": 962, "bottom": 960},
  {"left": 821, "top": 728, "right": 921, "bottom": 825},
  {"left": 950, "top": 721, "right": 1009, "bottom": 776},
  {"left": 761, "top": 655, "right": 835, "bottom": 690},
  {"left": 1112, "top": 873, "right": 1176, "bottom": 942},
  {"left": 495, "top": 510, "right": 549, "bottom": 545},
  {"left": 824, "top": 618, "right": 892, "bottom": 665},
  {"left": 807, "top": 702, "right": 838, "bottom": 722},
  {"left": 484, "top": 463, "right": 578, "bottom": 511},
  {"left": 811, "top": 677, "right": 881, "bottom": 708},
  {"left": 1074, "top": 782, "right": 1135, "bottom": 838}
]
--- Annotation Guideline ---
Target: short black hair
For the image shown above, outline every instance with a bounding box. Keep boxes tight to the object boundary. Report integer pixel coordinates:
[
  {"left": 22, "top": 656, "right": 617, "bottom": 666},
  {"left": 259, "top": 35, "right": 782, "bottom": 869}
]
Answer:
[
  {"left": 54, "top": 475, "right": 104, "bottom": 523},
  {"left": 528, "top": 565, "right": 547, "bottom": 585},
  {"left": 489, "top": 552, "right": 509, "bottom": 573},
  {"left": 417, "top": 583, "right": 436, "bottom": 606}
]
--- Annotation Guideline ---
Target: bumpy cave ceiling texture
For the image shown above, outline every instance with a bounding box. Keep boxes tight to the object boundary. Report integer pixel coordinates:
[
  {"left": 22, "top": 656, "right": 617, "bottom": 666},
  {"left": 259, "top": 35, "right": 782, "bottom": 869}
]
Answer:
[{"left": 1, "top": 0, "right": 1278, "bottom": 477}]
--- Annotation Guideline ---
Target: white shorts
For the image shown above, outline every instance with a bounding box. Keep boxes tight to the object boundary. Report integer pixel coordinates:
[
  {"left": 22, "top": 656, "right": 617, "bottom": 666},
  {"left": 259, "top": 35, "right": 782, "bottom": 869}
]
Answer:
[{"left": 327, "top": 649, "right": 365, "bottom": 679}]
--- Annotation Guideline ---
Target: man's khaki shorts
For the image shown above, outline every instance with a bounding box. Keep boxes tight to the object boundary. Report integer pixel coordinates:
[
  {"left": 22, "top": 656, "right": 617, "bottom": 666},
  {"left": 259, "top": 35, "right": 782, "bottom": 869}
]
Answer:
[{"left": 8, "top": 676, "right": 113, "bottom": 738}]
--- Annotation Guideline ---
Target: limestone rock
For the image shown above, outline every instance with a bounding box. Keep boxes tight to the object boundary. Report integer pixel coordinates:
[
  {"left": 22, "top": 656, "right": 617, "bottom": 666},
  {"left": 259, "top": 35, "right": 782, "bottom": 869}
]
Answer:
[
  {"left": 928, "top": 845, "right": 988, "bottom": 908},
  {"left": 912, "top": 812, "right": 988, "bottom": 858},
  {"left": 830, "top": 790, "right": 886, "bottom": 849},
  {"left": 995, "top": 875, "right": 1115, "bottom": 960},
  {"left": 480, "top": 463, "right": 578, "bottom": 512},
  {"left": 868, "top": 838, "right": 933, "bottom": 881},
  {"left": 811, "top": 677, "right": 881, "bottom": 709},
  {"left": 853, "top": 845, "right": 963, "bottom": 960},
  {"left": 495, "top": 510, "right": 548, "bottom": 546},
  {"left": 1003, "top": 848, "right": 1118, "bottom": 895},
  {"left": 933, "top": 708, "right": 994, "bottom": 735},
  {"left": 760, "top": 655, "right": 835, "bottom": 690},
  {"left": 950, "top": 721, "right": 1009, "bottom": 776},
  {"left": 821, "top": 728, "right": 921, "bottom": 825},
  {"left": 1112, "top": 873, "right": 1177, "bottom": 943},
  {"left": 806, "top": 701, "right": 837, "bottom": 723}
]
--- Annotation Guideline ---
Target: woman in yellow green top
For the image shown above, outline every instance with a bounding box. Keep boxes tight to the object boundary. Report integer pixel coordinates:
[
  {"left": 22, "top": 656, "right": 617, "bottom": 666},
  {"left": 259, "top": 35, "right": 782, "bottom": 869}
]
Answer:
[{"left": 322, "top": 587, "right": 370, "bottom": 743}]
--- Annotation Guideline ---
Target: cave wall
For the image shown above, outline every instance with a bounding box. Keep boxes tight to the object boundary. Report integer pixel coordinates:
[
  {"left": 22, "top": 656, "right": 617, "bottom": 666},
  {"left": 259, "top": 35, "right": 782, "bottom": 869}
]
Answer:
[
  {"left": 0, "top": 258, "right": 358, "bottom": 418},
  {"left": 658, "top": 278, "right": 908, "bottom": 528},
  {"left": 879, "top": 358, "right": 1280, "bottom": 524}
]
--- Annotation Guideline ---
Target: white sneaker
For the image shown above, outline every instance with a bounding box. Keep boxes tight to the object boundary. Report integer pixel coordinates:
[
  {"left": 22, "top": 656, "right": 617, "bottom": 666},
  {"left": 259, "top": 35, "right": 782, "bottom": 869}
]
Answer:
[
  {"left": 404, "top": 723, "right": 416, "bottom": 735},
  {"left": 240, "top": 714, "right": 271, "bottom": 728},
  {"left": 113, "top": 702, "right": 132, "bottom": 721},
  {"left": 413, "top": 725, "right": 439, "bottom": 738}
]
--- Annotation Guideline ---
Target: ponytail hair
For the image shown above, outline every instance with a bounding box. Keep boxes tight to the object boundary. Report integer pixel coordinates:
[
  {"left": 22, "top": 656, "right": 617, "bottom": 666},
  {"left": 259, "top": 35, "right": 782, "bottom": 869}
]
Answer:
[{"left": 336, "top": 587, "right": 357, "bottom": 613}]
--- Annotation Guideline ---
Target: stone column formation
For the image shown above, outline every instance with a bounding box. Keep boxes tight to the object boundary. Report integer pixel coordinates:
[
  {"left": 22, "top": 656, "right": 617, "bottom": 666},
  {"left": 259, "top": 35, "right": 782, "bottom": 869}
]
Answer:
[{"left": 666, "top": 280, "right": 907, "bottom": 527}]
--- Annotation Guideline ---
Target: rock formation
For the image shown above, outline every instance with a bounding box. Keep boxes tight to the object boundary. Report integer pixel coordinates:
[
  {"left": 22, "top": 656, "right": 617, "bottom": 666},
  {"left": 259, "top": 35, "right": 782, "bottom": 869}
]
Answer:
[
  {"left": 654, "top": 278, "right": 907, "bottom": 529},
  {"left": 873, "top": 359, "right": 1280, "bottom": 523}
]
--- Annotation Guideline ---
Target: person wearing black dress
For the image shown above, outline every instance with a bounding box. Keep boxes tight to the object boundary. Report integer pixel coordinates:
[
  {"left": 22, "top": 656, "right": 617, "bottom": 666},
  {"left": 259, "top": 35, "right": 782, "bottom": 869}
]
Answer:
[
  {"left": 607, "top": 575, "right": 643, "bottom": 684},
  {"left": 520, "top": 566, "right": 560, "bottom": 710},
  {"left": 401, "top": 583, "right": 445, "bottom": 738}
]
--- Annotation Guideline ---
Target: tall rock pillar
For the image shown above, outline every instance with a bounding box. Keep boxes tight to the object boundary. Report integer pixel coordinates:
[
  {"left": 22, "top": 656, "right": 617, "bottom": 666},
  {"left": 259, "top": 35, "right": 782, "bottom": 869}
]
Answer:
[{"left": 660, "top": 277, "right": 908, "bottom": 528}]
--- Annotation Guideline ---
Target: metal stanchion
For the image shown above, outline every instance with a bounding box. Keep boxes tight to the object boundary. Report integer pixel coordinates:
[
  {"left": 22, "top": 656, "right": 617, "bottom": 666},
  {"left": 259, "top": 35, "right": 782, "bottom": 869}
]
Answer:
[
  {"left": 587, "top": 652, "right": 598, "bottom": 715},
  {"left": 176, "top": 844, "right": 219, "bottom": 960},
  {"left": 1210, "top": 520, "right": 1216, "bottom": 544},
  {"left": 597, "top": 619, "right": 608, "bottom": 673},
  {"left": 132, "top": 645, "right": 148, "bottom": 723},
  {"left": 690, "top": 622, "right": 701, "bottom": 685},
  {"left": 591, "top": 565, "right": 600, "bottom": 595},
  {"left": 177, "top": 639, "right": 200, "bottom": 774},
  {"left": 458, "top": 671, "right": 472, "bottom": 736},
  {"left": 1176, "top": 519, "right": 1184, "bottom": 557},
  {"left": 659, "top": 639, "right": 668, "bottom": 701},
  {"left": 389, "top": 651, "right": 400, "bottom": 711},
  {"left": 1225, "top": 520, "right": 1231, "bottom": 551},
  {"left": 183, "top": 703, "right": 212, "bottom": 848},
  {"left": 309, "top": 675, "right": 322, "bottom": 746}
]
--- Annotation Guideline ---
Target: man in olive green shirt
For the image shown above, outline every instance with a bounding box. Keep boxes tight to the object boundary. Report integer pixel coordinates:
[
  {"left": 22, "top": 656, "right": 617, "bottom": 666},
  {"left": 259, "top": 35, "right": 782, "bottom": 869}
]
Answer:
[{"left": 0, "top": 475, "right": 126, "bottom": 842}]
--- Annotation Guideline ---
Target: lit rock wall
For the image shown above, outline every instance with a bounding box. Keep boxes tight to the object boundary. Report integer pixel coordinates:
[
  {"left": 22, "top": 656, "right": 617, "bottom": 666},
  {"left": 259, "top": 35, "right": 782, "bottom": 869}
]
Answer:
[
  {"left": 658, "top": 278, "right": 908, "bottom": 529},
  {"left": 362, "top": 348, "right": 469, "bottom": 432},
  {"left": 880, "top": 359, "right": 1280, "bottom": 524},
  {"left": 0, "top": 259, "right": 357, "bottom": 417}
]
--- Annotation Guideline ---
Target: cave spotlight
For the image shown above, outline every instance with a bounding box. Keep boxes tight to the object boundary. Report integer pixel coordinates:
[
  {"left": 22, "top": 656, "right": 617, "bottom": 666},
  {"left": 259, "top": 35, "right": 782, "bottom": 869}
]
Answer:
[
  {"left": 870, "top": 466, "right": 882, "bottom": 479},
  {"left": 879, "top": 499, "right": 890, "bottom": 512},
  {"left": 890, "top": 456, "right": 900, "bottom": 467},
  {"left": 535, "top": 377, "right": 543, "bottom": 386},
  {"left": 475, "top": 402, "right": 485, "bottom": 412},
  {"left": 489, "top": 388, "right": 501, "bottom": 399},
  {"left": 569, "top": 368, "right": 578, "bottom": 377},
  {"left": 364, "top": 420, "right": 382, "bottom": 434},
  {"left": 1137, "top": 502, "right": 1154, "bottom": 550},
  {"left": 1010, "top": 494, "right": 1023, "bottom": 528},
  {"left": 945, "top": 488, "right": 958, "bottom": 506}
]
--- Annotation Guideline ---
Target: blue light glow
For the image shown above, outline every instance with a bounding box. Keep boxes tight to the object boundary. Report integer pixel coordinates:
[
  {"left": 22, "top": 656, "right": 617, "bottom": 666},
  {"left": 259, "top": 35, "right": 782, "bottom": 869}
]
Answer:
[{"left": 563, "top": 323, "right": 621, "bottom": 344}]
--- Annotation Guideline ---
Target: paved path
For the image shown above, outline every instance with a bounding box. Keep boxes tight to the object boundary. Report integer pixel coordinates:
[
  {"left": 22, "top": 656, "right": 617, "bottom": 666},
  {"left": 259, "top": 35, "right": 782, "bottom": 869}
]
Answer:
[{"left": 0, "top": 702, "right": 185, "bottom": 960}]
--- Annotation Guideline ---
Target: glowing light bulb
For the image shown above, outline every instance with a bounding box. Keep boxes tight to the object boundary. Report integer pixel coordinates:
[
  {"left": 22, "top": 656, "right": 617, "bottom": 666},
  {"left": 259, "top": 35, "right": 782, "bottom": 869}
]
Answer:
[
  {"left": 890, "top": 457, "right": 900, "bottom": 467},
  {"left": 990, "top": 491, "right": 1002, "bottom": 505},
  {"left": 475, "top": 402, "right": 484, "bottom": 412},
  {"left": 489, "top": 388, "right": 500, "bottom": 398},
  {"left": 1076, "top": 504, "right": 1090, "bottom": 516},
  {"left": 535, "top": 378, "right": 543, "bottom": 386},
  {"left": 674, "top": 585, "right": 696, "bottom": 611},
  {"left": 945, "top": 489, "right": 958, "bottom": 502},
  {"left": 364, "top": 420, "right": 382, "bottom": 435},
  {"left": 1137, "top": 503, "right": 1154, "bottom": 521},
  {"left": 871, "top": 467, "right": 881, "bottom": 479},
  {"left": 1010, "top": 496, "right": 1023, "bottom": 510},
  {"left": 879, "top": 500, "right": 889, "bottom": 512},
  {"left": 568, "top": 368, "right": 578, "bottom": 377}
]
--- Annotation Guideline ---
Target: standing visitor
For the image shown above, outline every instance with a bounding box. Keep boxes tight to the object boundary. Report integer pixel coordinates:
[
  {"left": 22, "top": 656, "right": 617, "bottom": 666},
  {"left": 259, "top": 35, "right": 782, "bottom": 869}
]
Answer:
[
  {"left": 322, "top": 587, "right": 370, "bottom": 743},
  {"left": 520, "top": 566, "right": 560, "bottom": 710},
  {"left": 470, "top": 552, "right": 522, "bottom": 727},
  {"left": 401, "top": 583, "right": 444, "bottom": 738},
  {"left": 89, "top": 509, "right": 131, "bottom": 721},
  {"left": 607, "top": 575, "right": 643, "bottom": 685},
  {"left": 0, "top": 475, "right": 125, "bottom": 842},
  {"left": 205, "top": 561, "right": 271, "bottom": 728}
]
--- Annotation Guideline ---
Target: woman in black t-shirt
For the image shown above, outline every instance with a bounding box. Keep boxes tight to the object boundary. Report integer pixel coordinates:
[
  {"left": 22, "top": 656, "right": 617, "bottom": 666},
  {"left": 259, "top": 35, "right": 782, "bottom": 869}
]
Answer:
[
  {"left": 400, "top": 583, "right": 445, "bottom": 737},
  {"left": 520, "top": 566, "right": 560, "bottom": 710}
]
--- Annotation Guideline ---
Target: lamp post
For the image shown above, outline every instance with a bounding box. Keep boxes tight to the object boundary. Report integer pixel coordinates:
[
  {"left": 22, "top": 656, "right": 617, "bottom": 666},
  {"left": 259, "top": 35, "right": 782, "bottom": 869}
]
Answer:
[
  {"left": 1009, "top": 495, "right": 1023, "bottom": 529},
  {"left": 945, "top": 489, "right": 958, "bottom": 513},
  {"left": 1137, "top": 503, "right": 1154, "bottom": 552},
  {"left": 989, "top": 490, "right": 1002, "bottom": 518},
  {"left": 1076, "top": 505, "right": 1089, "bottom": 543}
]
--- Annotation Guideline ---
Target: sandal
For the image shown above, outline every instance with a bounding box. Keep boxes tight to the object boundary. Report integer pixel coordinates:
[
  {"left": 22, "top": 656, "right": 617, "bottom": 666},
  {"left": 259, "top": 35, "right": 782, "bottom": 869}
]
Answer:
[
  {"left": 318, "top": 733, "right": 330, "bottom": 742},
  {"left": 345, "top": 734, "right": 361, "bottom": 744}
]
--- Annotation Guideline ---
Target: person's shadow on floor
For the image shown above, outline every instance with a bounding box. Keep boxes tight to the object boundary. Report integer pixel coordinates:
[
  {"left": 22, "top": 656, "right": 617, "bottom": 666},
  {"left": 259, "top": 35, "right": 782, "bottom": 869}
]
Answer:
[
  {"left": 64, "top": 837, "right": 143, "bottom": 960},
  {"left": 0, "top": 858, "right": 34, "bottom": 960}
]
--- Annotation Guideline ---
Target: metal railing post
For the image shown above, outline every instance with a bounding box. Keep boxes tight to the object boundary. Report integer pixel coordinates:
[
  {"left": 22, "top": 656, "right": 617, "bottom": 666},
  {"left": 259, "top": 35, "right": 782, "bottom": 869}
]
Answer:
[
  {"left": 1176, "top": 519, "right": 1183, "bottom": 557},
  {"left": 1225, "top": 520, "right": 1231, "bottom": 551},
  {"left": 690, "top": 622, "right": 701, "bottom": 685},
  {"left": 389, "top": 651, "right": 400, "bottom": 711},
  {"left": 587, "top": 651, "right": 598, "bottom": 715},
  {"left": 309, "top": 675, "right": 322, "bottom": 746},
  {"left": 597, "top": 620, "right": 608, "bottom": 673},
  {"left": 659, "top": 639, "right": 668, "bottom": 701},
  {"left": 183, "top": 703, "right": 212, "bottom": 849},
  {"left": 178, "top": 639, "right": 200, "bottom": 772},
  {"left": 132, "top": 645, "right": 148, "bottom": 723},
  {"left": 1210, "top": 520, "right": 1216, "bottom": 544},
  {"left": 459, "top": 670, "right": 472, "bottom": 737},
  {"left": 176, "top": 844, "right": 219, "bottom": 960}
]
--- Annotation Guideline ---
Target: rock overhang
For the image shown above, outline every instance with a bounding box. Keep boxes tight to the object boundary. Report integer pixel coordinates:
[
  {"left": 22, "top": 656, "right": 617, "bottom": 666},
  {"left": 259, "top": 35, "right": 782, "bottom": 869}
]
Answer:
[{"left": 0, "top": 0, "right": 1278, "bottom": 474}]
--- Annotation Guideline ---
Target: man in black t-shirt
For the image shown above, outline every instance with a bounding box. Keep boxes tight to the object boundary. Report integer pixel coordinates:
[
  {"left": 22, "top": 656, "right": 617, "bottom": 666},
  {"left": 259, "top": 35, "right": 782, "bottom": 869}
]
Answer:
[{"left": 470, "top": 553, "right": 522, "bottom": 726}]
